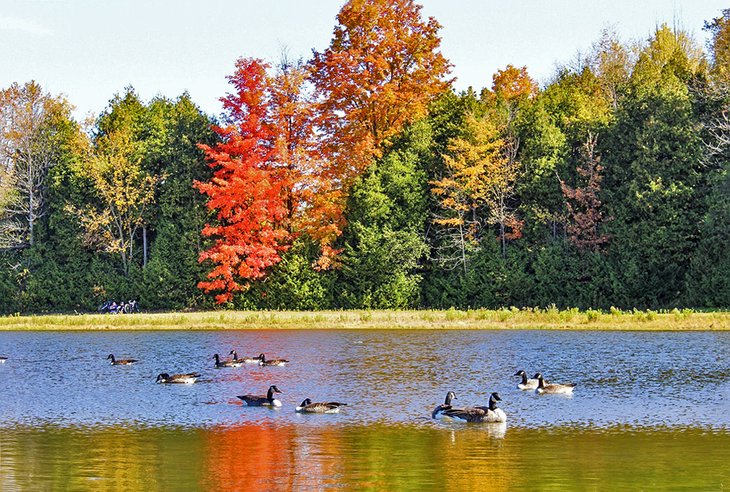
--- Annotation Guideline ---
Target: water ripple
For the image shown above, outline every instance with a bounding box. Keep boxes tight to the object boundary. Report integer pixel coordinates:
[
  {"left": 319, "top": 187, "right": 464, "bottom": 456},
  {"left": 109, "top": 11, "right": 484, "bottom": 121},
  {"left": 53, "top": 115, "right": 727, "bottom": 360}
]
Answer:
[{"left": 0, "top": 329, "right": 728, "bottom": 430}]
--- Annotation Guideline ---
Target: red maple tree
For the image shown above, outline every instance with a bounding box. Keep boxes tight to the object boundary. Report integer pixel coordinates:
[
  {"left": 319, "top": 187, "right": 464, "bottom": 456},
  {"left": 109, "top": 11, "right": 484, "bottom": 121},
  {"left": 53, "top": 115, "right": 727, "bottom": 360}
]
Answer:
[
  {"left": 560, "top": 133, "right": 612, "bottom": 252},
  {"left": 195, "top": 58, "right": 290, "bottom": 303}
]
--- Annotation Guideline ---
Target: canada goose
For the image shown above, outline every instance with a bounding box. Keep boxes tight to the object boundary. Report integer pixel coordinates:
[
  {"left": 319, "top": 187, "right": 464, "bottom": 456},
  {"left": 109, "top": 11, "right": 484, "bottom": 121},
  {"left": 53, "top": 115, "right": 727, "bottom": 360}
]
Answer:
[
  {"left": 443, "top": 392, "right": 507, "bottom": 423},
  {"left": 514, "top": 370, "right": 539, "bottom": 390},
  {"left": 0, "top": 356, "right": 7, "bottom": 363},
  {"left": 258, "top": 353, "right": 289, "bottom": 366},
  {"left": 237, "top": 385, "right": 283, "bottom": 407},
  {"left": 534, "top": 373, "right": 576, "bottom": 395},
  {"left": 295, "top": 398, "right": 347, "bottom": 413},
  {"left": 156, "top": 372, "right": 200, "bottom": 384},
  {"left": 213, "top": 353, "right": 243, "bottom": 368},
  {"left": 432, "top": 391, "right": 457, "bottom": 419},
  {"left": 229, "top": 350, "right": 261, "bottom": 364},
  {"left": 107, "top": 354, "right": 138, "bottom": 365}
]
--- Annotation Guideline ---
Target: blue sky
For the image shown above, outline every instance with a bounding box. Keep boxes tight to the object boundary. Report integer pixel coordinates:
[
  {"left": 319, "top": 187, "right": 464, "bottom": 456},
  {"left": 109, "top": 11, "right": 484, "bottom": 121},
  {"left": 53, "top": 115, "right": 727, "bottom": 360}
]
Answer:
[{"left": 0, "top": 0, "right": 727, "bottom": 120}]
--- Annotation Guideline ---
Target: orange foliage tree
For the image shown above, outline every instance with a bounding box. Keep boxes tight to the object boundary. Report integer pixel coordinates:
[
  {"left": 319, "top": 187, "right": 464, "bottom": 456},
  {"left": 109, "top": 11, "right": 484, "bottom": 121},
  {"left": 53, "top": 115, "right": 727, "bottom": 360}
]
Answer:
[
  {"left": 310, "top": 0, "right": 452, "bottom": 184},
  {"left": 268, "top": 56, "right": 345, "bottom": 268},
  {"left": 485, "top": 64, "right": 538, "bottom": 125}
]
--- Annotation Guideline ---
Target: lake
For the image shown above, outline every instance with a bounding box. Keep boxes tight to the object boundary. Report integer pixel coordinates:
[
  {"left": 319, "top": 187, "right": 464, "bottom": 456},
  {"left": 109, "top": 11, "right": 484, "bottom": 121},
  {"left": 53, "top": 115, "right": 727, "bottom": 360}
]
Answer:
[{"left": 1, "top": 329, "right": 729, "bottom": 490}]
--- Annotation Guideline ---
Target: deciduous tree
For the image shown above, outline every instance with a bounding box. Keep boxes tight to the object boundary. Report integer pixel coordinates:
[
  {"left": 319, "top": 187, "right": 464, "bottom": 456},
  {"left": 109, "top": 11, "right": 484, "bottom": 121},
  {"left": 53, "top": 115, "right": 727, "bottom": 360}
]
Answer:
[
  {"left": 310, "top": 0, "right": 451, "bottom": 185},
  {"left": 195, "top": 58, "right": 290, "bottom": 304},
  {"left": 705, "top": 9, "right": 730, "bottom": 86},
  {"left": 559, "top": 133, "right": 611, "bottom": 251},
  {"left": 67, "top": 124, "right": 161, "bottom": 276},
  {"left": 431, "top": 113, "right": 521, "bottom": 268},
  {"left": 0, "top": 82, "right": 72, "bottom": 250}
]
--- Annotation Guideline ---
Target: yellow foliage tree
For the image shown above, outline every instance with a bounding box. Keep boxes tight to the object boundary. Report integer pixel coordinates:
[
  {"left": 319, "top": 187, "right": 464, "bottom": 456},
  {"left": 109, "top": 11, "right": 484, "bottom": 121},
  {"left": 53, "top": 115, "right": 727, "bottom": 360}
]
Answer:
[
  {"left": 431, "top": 114, "right": 522, "bottom": 271},
  {"left": 67, "top": 128, "right": 162, "bottom": 275}
]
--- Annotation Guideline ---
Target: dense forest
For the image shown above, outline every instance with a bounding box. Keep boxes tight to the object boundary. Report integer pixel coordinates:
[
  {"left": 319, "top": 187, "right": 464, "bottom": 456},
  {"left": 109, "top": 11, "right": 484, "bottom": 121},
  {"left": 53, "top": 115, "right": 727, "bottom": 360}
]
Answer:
[{"left": 1, "top": 1, "right": 729, "bottom": 314}]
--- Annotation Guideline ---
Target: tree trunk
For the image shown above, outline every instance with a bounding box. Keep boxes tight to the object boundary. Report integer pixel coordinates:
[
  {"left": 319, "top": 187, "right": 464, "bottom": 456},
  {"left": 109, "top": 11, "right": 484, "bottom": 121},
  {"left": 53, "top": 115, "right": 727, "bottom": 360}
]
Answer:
[
  {"left": 28, "top": 185, "right": 34, "bottom": 246},
  {"left": 459, "top": 222, "right": 467, "bottom": 276}
]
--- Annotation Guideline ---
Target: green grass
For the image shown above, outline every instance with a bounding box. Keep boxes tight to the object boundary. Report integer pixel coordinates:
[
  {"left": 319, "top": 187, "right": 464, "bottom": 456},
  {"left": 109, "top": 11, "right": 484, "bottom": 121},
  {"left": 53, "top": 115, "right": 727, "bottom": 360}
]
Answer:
[{"left": 0, "top": 308, "right": 728, "bottom": 331}]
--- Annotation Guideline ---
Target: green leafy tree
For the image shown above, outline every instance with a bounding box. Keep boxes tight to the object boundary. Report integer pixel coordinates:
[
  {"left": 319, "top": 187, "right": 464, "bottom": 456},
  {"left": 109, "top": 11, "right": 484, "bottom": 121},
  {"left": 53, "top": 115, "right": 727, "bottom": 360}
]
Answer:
[
  {"left": 138, "top": 95, "right": 217, "bottom": 309},
  {"left": 602, "top": 25, "right": 708, "bottom": 307},
  {"left": 336, "top": 121, "right": 431, "bottom": 309},
  {"left": 68, "top": 119, "right": 161, "bottom": 277},
  {"left": 685, "top": 91, "right": 730, "bottom": 307}
]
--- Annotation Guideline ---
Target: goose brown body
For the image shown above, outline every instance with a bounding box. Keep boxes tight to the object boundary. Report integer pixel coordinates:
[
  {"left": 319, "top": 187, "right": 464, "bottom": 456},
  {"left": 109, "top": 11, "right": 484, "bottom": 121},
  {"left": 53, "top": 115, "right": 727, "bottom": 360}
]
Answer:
[
  {"left": 535, "top": 373, "right": 576, "bottom": 394},
  {"left": 258, "top": 353, "right": 289, "bottom": 366},
  {"left": 514, "top": 370, "right": 539, "bottom": 390},
  {"left": 213, "top": 353, "right": 243, "bottom": 368},
  {"left": 156, "top": 372, "right": 200, "bottom": 384},
  {"left": 230, "top": 350, "right": 261, "bottom": 364}
]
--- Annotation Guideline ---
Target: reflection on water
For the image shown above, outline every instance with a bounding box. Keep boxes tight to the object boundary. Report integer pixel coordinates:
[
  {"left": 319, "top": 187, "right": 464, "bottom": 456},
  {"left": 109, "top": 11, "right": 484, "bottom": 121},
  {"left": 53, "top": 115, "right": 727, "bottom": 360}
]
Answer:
[
  {"left": 1, "top": 329, "right": 729, "bottom": 489},
  {"left": 1, "top": 423, "right": 728, "bottom": 490}
]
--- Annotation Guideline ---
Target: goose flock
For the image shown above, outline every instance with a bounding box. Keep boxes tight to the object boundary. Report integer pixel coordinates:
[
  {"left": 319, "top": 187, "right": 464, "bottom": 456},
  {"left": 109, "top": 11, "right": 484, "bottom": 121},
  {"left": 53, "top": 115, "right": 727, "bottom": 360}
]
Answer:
[
  {"left": 431, "top": 369, "right": 577, "bottom": 424},
  {"left": 0, "top": 353, "right": 577, "bottom": 422},
  {"left": 147, "top": 350, "right": 577, "bottom": 421},
  {"left": 113, "top": 349, "right": 343, "bottom": 413}
]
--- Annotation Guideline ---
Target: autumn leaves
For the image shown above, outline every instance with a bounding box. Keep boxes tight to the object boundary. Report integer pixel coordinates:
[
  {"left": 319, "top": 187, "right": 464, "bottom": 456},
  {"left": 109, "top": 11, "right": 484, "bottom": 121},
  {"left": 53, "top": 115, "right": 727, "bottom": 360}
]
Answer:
[{"left": 196, "top": 0, "right": 451, "bottom": 303}]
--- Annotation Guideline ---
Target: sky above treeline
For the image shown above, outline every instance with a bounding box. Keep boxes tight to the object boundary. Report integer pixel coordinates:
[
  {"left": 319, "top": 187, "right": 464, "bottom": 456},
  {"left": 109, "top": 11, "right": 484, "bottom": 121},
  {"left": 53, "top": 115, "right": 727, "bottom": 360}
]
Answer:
[{"left": 0, "top": 0, "right": 727, "bottom": 120}]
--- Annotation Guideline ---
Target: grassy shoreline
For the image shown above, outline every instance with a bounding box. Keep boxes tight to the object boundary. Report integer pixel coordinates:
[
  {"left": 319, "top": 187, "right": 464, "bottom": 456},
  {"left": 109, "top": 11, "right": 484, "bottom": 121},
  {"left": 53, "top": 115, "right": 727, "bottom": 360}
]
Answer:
[{"left": 0, "top": 308, "right": 728, "bottom": 331}]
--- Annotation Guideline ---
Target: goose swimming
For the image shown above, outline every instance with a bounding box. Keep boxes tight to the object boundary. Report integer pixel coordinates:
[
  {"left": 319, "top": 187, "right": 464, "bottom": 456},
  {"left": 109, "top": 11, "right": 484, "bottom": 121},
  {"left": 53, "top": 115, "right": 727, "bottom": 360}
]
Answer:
[
  {"left": 534, "top": 373, "right": 576, "bottom": 395},
  {"left": 230, "top": 350, "right": 261, "bottom": 364},
  {"left": 258, "top": 353, "right": 289, "bottom": 366},
  {"left": 156, "top": 372, "right": 200, "bottom": 384},
  {"left": 107, "top": 354, "right": 138, "bottom": 365},
  {"left": 237, "top": 385, "right": 283, "bottom": 407},
  {"left": 432, "top": 391, "right": 457, "bottom": 419},
  {"left": 295, "top": 398, "right": 347, "bottom": 413},
  {"left": 213, "top": 353, "right": 243, "bottom": 368},
  {"left": 514, "top": 370, "right": 539, "bottom": 390}
]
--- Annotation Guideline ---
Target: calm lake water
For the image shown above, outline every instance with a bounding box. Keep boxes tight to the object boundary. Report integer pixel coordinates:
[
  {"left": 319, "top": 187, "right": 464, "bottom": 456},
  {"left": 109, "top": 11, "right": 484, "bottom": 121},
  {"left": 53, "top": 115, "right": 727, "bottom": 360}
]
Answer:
[{"left": 1, "top": 329, "right": 729, "bottom": 490}]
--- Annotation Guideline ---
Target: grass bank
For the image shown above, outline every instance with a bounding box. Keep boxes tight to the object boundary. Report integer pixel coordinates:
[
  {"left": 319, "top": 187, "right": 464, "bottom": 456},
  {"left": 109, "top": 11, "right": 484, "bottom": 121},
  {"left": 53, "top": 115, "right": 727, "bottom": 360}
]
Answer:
[{"left": 0, "top": 307, "right": 728, "bottom": 331}]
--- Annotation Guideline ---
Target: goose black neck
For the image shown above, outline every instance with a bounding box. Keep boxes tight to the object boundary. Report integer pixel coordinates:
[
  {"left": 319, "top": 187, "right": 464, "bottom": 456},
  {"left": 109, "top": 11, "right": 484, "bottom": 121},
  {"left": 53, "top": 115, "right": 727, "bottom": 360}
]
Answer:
[
  {"left": 519, "top": 372, "right": 528, "bottom": 385},
  {"left": 489, "top": 395, "right": 499, "bottom": 411}
]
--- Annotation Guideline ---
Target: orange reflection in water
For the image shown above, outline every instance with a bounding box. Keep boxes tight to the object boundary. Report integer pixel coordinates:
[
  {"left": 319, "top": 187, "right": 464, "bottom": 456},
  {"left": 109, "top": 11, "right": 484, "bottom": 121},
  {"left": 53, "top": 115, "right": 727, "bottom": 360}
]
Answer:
[
  {"left": 202, "top": 421, "right": 347, "bottom": 490},
  {"left": 203, "top": 422, "right": 294, "bottom": 489}
]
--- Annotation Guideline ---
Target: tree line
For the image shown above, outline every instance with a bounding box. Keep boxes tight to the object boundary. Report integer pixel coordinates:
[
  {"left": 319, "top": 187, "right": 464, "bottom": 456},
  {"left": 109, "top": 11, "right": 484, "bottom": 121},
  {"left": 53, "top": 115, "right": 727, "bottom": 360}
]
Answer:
[{"left": 1, "top": 0, "right": 728, "bottom": 313}]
